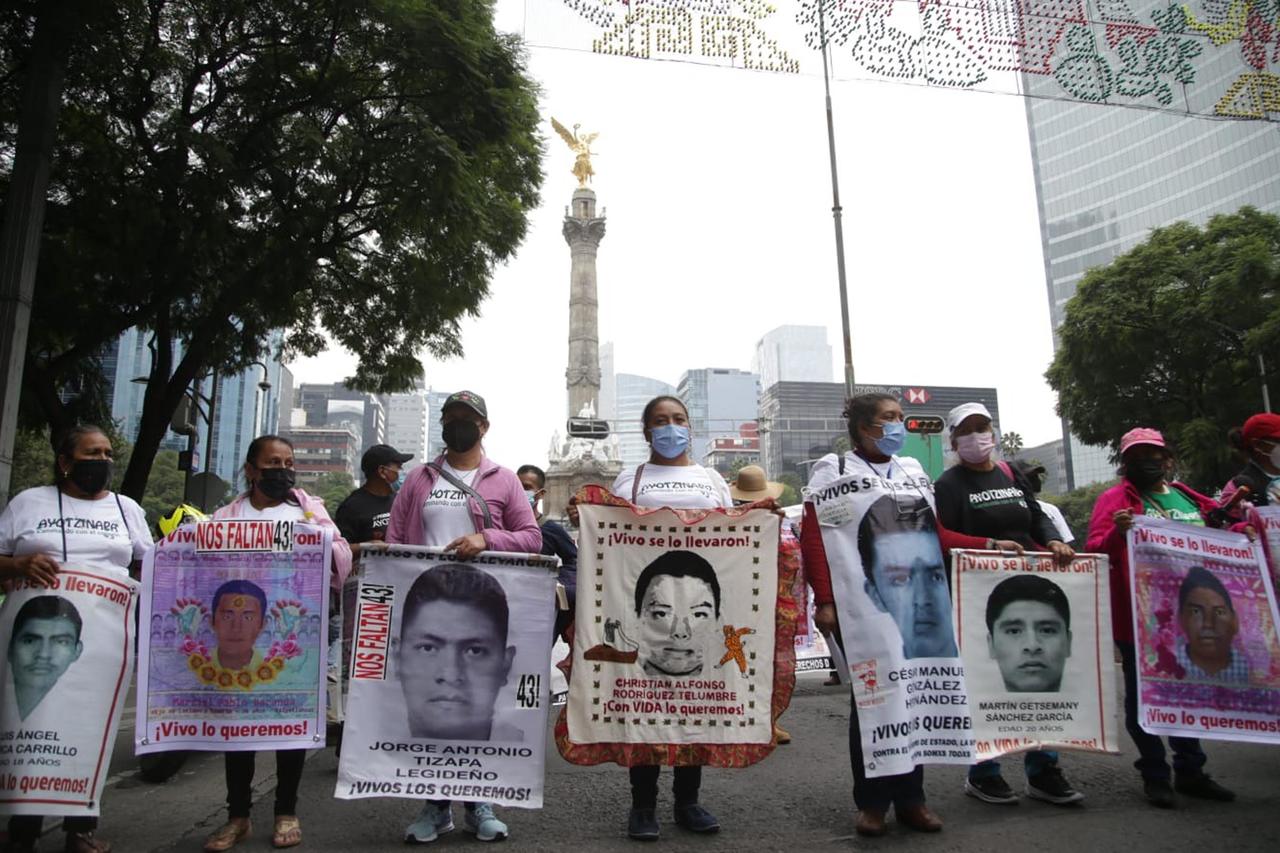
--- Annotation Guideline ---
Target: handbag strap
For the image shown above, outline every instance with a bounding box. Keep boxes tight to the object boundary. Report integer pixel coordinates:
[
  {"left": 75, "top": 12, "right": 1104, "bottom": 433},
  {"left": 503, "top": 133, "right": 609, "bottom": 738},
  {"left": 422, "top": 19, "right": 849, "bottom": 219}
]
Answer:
[
  {"left": 427, "top": 462, "right": 494, "bottom": 530},
  {"left": 631, "top": 464, "right": 646, "bottom": 504}
]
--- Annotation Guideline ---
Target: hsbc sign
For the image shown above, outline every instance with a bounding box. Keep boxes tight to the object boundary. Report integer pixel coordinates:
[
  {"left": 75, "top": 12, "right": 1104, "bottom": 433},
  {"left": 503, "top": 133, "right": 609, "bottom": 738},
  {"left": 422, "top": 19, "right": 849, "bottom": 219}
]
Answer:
[{"left": 904, "top": 388, "right": 931, "bottom": 404}]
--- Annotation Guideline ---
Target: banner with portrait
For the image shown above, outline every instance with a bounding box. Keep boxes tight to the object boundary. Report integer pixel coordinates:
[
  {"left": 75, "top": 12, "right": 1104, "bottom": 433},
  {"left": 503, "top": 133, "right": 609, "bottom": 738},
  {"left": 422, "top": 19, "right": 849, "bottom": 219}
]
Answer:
[
  {"left": 954, "top": 550, "right": 1119, "bottom": 761},
  {"left": 558, "top": 489, "right": 795, "bottom": 768},
  {"left": 0, "top": 567, "right": 136, "bottom": 817},
  {"left": 136, "top": 521, "right": 331, "bottom": 753},
  {"left": 808, "top": 466, "right": 975, "bottom": 777},
  {"left": 1129, "top": 516, "right": 1280, "bottom": 743},
  {"left": 336, "top": 547, "right": 559, "bottom": 808},
  {"left": 1256, "top": 506, "right": 1280, "bottom": 588}
]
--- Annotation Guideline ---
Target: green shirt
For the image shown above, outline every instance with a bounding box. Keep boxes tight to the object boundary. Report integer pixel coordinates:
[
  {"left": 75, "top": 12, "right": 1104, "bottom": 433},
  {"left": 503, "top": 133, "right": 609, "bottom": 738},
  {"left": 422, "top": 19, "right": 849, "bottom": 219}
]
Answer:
[{"left": 1142, "top": 488, "right": 1204, "bottom": 526}]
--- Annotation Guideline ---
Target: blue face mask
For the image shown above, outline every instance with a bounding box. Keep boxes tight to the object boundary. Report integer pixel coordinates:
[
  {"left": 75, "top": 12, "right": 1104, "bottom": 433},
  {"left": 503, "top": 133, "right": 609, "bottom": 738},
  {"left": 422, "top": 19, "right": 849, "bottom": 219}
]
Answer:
[
  {"left": 874, "top": 420, "right": 906, "bottom": 456},
  {"left": 389, "top": 469, "right": 406, "bottom": 494},
  {"left": 650, "top": 423, "right": 691, "bottom": 460}
]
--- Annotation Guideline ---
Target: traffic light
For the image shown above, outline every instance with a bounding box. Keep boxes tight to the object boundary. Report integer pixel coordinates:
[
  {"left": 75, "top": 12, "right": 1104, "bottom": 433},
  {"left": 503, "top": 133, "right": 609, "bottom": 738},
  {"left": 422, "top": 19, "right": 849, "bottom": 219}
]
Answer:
[{"left": 905, "top": 416, "right": 944, "bottom": 435}]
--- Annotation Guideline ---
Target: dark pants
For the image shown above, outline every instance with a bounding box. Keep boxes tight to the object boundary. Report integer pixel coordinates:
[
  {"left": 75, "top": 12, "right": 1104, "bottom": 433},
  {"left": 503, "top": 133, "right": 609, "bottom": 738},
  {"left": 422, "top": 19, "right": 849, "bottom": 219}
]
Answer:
[
  {"left": 8, "top": 815, "right": 96, "bottom": 843},
  {"left": 848, "top": 696, "right": 924, "bottom": 813},
  {"left": 969, "top": 751, "right": 1059, "bottom": 780},
  {"left": 225, "top": 749, "right": 306, "bottom": 818},
  {"left": 1117, "top": 641, "right": 1206, "bottom": 781},
  {"left": 629, "top": 765, "right": 702, "bottom": 808}
]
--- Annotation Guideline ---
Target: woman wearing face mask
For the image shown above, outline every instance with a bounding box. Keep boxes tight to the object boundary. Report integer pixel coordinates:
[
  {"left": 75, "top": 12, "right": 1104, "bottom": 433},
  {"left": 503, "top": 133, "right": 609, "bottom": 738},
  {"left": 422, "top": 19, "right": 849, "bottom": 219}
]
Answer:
[
  {"left": 800, "top": 394, "right": 1003, "bottom": 837},
  {"left": 1223, "top": 413, "right": 1280, "bottom": 515},
  {"left": 608, "top": 395, "right": 730, "bottom": 841},
  {"left": 933, "top": 402, "right": 1079, "bottom": 807},
  {"left": 203, "top": 435, "right": 352, "bottom": 851},
  {"left": 0, "top": 426, "right": 152, "bottom": 853},
  {"left": 1086, "top": 428, "right": 1238, "bottom": 809},
  {"left": 385, "top": 390, "right": 540, "bottom": 846}
]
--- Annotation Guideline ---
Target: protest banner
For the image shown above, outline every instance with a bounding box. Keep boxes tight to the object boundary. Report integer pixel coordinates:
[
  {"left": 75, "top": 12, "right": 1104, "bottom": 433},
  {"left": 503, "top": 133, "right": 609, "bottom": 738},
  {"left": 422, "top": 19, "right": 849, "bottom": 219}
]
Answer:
[
  {"left": 1256, "top": 506, "right": 1280, "bottom": 587},
  {"left": 1129, "top": 516, "right": 1280, "bottom": 743},
  {"left": 954, "top": 550, "right": 1119, "bottom": 761},
  {"left": 336, "top": 547, "right": 559, "bottom": 808},
  {"left": 136, "top": 520, "right": 331, "bottom": 753},
  {"left": 807, "top": 458, "right": 975, "bottom": 777},
  {"left": 558, "top": 487, "right": 796, "bottom": 768},
  {"left": 0, "top": 567, "right": 137, "bottom": 816}
]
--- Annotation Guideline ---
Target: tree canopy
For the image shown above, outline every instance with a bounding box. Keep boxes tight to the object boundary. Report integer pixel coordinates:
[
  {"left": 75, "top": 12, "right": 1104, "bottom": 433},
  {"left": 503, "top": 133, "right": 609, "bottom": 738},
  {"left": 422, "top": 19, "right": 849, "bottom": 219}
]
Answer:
[
  {"left": 1046, "top": 206, "right": 1280, "bottom": 489},
  {"left": 1, "top": 0, "right": 543, "bottom": 500}
]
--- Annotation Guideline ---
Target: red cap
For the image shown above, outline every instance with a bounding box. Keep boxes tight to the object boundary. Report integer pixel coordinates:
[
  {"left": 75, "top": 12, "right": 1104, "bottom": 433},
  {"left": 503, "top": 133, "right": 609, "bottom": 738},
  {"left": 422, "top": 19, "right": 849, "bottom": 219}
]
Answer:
[
  {"left": 1242, "top": 413, "right": 1280, "bottom": 445},
  {"left": 1119, "top": 427, "right": 1166, "bottom": 456}
]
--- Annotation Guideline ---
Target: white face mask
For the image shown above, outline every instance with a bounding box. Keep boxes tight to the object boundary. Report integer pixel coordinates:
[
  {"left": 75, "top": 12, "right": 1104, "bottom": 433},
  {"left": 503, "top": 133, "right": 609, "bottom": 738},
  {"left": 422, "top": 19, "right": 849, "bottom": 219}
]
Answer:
[
  {"left": 1268, "top": 445, "right": 1280, "bottom": 471},
  {"left": 956, "top": 431, "right": 996, "bottom": 465}
]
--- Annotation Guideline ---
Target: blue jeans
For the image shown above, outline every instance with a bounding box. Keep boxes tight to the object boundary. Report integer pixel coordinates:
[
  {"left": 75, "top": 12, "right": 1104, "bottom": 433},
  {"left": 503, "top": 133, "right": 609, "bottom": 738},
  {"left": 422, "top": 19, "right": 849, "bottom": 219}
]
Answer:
[
  {"left": 969, "top": 750, "right": 1059, "bottom": 781},
  {"left": 1117, "top": 641, "right": 1206, "bottom": 780}
]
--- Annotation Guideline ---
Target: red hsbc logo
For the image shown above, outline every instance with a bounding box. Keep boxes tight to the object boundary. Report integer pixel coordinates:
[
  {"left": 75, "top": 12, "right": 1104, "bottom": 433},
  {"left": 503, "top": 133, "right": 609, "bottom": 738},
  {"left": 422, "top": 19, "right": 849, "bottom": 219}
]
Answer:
[{"left": 905, "top": 388, "right": 931, "bottom": 404}]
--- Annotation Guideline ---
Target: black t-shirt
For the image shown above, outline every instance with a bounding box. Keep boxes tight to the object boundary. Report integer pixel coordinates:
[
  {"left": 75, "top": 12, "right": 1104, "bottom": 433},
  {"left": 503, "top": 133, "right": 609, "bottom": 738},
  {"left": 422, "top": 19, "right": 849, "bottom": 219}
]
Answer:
[
  {"left": 933, "top": 464, "right": 1058, "bottom": 549},
  {"left": 334, "top": 487, "right": 395, "bottom": 544}
]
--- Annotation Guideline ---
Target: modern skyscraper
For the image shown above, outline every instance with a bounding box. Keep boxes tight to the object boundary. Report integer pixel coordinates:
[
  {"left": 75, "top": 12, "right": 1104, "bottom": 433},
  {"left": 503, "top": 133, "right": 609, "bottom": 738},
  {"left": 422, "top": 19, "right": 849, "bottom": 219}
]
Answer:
[
  {"left": 1023, "top": 11, "right": 1280, "bottom": 489},
  {"left": 676, "top": 368, "right": 759, "bottom": 463},
  {"left": 297, "top": 383, "right": 387, "bottom": 450},
  {"left": 614, "top": 373, "right": 675, "bottom": 466},
  {"left": 424, "top": 389, "right": 453, "bottom": 460},
  {"left": 386, "top": 386, "right": 428, "bottom": 471},
  {"left": 753, "top": 325, "right": 834, "bottom": 392}
]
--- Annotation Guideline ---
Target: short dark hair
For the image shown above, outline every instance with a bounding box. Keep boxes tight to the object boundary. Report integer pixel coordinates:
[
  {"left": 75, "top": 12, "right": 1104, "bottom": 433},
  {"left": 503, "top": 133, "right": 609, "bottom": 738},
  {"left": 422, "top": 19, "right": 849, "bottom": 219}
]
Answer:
[
  {"left": 402, "top": 565, "right": 509, "bottom": 645},
  {"left": 633, "top": 550, "right": 721, "bottom": 617},
  {"left": 1178, "top": 567, "right": 1234, "bottom": 614},
  {"left": 843, "top": 393, "right": 898, "bottom": 444},
  {"left": 985, "top": 575, "right": 1071, "bottom": 634},
  {"left": 212, "top": 580, "right": 268, "bottom": 617},
  {"left": 51, "top": 425, "right": 109, "bottom": 484},
  {"left": 857, "top": 493, "right": 938, "bottom": 594},
  {"left": 13, "top": 596, "right": 84, "bottom": 643},
  {"left": 516, "top": 465, "right": 546, "bottom": 488},
  {"left": 641, "top": 395, "right": 688, "bottom": 429}
]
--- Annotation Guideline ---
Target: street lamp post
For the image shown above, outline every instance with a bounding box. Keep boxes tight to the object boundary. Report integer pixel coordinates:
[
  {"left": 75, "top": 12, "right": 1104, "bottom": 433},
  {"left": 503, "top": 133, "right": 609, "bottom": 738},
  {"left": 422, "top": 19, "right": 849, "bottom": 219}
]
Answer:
[
  {"left": 249, "top": 361, "right": 273, "bottom": 436},
  {"left": 817, "top": 0, "right": 855, "bottom": 396}
]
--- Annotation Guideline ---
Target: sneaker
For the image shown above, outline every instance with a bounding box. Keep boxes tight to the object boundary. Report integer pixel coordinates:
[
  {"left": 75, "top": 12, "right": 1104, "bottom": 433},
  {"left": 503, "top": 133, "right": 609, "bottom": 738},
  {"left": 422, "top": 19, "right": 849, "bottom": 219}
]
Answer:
[
  {"left": 1175, "top": 772, "right": 1235, "bottom": 802},
  {"left": 672, "top": 804, "right": 720, "bottom": 833},
  {"left": 464, "top": 803, "right": 508, "bottom": 842},
  {"left": 627, "top": 808, "right": 660, "bottom": 841},
  {"left": 964, "top": 773, "right": 1019, "bottom": 805},
  {"left": 1027, "top": 766, "right": 1085, "bottom": 805},
  {"left": 405, "top": 802, "right": 455, "bottom": 844},
  {"left": 1144, "top": 778, "right": 1176, "bottom": 809}
]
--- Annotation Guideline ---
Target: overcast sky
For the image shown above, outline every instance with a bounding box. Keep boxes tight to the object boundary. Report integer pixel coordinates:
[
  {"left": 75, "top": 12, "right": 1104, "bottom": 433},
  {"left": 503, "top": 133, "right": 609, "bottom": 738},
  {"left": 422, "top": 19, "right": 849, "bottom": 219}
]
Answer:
[{"left": 289, "top": 1, "right": 1062, "bottom": 468}]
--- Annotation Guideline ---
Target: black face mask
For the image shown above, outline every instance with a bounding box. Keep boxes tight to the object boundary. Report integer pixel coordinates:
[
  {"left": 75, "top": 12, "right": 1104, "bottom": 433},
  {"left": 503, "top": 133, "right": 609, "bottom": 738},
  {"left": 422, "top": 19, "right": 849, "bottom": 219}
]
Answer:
[
  {"left": 68, "top": 459, "right": 113, "bottom": 494},
  {"left": 1126, "top": 459, "right": 1166, "bottom": 489},
  {"left": 442, "top": 420, "right": 481, "bottom": 454},
  {"left": 255, "top": 466, "right": 296, "bottom": 500}
]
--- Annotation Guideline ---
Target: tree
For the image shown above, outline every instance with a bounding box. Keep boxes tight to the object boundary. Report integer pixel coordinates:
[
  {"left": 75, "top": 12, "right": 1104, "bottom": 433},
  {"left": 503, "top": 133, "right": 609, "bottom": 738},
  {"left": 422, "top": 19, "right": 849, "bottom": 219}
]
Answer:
[
  {"left": 1046, "top": 207, "right": 1280, "bottom": 490},
  {"left": 776, "top": 472, "right": 802, "bottom": 507},
  {"left": 2, "top": 0, "right": 543, "bottom": 502},
  {"left": 1042, "top": 479, "right": 1115, "bottom": 544},
  {"left": 1000, "top": 431, "right": 1024, "bottom": 458},
  {"left": 310, "top": 471, "right": 357, "bottom": 513}
]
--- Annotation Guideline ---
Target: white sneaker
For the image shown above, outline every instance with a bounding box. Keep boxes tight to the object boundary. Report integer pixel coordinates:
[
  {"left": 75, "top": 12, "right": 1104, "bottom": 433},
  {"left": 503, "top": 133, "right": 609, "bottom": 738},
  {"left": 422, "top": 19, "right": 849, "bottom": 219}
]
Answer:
[{"left": 405, "top": 801, "right": 455, "bottom": 844}]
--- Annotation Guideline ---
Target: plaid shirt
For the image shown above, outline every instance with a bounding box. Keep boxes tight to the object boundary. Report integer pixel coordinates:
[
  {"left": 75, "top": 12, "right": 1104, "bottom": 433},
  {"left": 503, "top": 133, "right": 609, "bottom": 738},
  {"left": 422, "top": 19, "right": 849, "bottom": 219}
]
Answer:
[{"left": 1175, "top": 643, "right": 1252, "bottom": 685}]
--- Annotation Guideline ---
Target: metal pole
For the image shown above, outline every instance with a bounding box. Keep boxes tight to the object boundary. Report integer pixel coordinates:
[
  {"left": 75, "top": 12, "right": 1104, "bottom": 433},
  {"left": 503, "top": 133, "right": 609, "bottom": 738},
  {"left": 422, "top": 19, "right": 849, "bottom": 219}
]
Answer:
[
  {"left": 818, "top": 1, "right": 855, "bottom": 396},
  {"left": 1260, "top": 353, "right": 1272, "bottom": 413}
]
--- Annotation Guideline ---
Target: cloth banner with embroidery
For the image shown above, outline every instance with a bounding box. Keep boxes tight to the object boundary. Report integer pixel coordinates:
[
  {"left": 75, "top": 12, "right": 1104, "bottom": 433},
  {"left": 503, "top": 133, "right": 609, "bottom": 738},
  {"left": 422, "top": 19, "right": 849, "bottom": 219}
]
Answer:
[
  {"left": 1128, "top": 515, "right": 1280, "bottom": 742},
  {"left": 136, "top": 521, "right": 331, "bottom": 753},
  {"left": 557, "top": 487, "right": 796, "bottom": 767}
]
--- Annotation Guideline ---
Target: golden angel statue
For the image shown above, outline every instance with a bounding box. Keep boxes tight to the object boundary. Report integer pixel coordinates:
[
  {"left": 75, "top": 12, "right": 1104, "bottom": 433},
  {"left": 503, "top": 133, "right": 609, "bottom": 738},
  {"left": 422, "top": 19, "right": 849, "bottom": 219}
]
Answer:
[{"left": 551, "top": 117, "right": 599, "bottom": 187}]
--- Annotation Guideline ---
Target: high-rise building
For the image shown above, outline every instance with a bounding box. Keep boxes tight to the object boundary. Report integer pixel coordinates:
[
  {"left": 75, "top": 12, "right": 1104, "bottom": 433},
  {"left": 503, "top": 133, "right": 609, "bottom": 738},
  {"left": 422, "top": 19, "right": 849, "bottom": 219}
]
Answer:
[
  {"left": 614, "top": 374, "right": 675, "bottom": 466},
  {"left": 386, "top": 387, "right": 428, "bottom": 471},
  {"left": 598, "top": 341, "right": 616, "bottom": 423},
  {"left": 702, "top": 423, "right": 761, "bottom": 476},
  {"left": 1015, "top": 437, "right": 1072, "bottom": 497},
  {"left": 424, "top": 389, "right": 453, "bottom": 461},
  {"left": 753, "top": 325, "right": 833, "bottom": 392},
  {"left": 284, "top": 426, "right": 360, "bottom": 490},
  {"left": 275, "top": 364, "right": 295, "bottom": 434},
  {"left": 297, "top": 383, "right": 387, "bottom": 450},
  {"left": 676, "top": 368, "right": 759, "bottom": 464},
  {"left": 759, "top": 381, "right": 1001, "bottom": 481},
  {"left": 1023, "top": 13, "right": 1280, "bottom": 489}
]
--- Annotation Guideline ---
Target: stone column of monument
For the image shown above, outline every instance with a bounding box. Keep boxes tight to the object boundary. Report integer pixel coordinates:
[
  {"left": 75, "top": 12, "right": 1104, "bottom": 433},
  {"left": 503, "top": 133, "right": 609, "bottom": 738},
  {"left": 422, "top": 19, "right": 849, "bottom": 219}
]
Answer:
[{"left": 563, "top": 187, "right": 606, "bottom": 418}]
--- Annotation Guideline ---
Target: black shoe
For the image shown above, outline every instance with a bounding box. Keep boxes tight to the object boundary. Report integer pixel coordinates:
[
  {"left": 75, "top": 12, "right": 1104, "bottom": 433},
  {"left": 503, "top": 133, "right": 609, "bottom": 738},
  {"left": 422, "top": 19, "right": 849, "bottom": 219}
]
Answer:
[
  {"left": 1175, "top": 772, "right": 1236, "bottom": 802},
  {"left": 1144, "top": 777, "right": 1176, "bottom": 808},
  {"left": 964, "top": 773, "right": 1019, "bottom": 804},
  {"left": 627, "top": 807, "right": 659, "bottom": 841},
  {"left": 673, "top": 804, "right": 721, "bottom": 833},
  {"left": 1027, "top": 765, "right": 1085, "bottom": 804}
]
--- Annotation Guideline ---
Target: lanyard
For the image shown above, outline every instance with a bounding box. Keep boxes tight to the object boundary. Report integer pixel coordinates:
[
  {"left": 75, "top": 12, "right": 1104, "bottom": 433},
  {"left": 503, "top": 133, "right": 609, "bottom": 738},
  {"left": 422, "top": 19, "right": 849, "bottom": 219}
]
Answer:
[{"left": 55, "top": 487, "right": 131, "bottom": 563}]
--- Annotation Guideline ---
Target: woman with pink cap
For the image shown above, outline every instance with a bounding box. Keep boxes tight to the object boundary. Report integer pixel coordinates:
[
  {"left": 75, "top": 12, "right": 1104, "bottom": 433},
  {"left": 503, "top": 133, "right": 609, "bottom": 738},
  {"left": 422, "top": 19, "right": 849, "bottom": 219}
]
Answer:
[{"left": 1085, "top": 427, "right": 1237, "bottom": 808}]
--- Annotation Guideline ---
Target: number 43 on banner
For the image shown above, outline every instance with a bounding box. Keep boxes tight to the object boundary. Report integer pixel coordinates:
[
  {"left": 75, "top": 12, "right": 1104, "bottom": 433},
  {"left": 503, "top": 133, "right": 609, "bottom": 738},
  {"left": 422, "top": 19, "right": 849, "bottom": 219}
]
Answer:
[{"left": 516, "top": 674, "right": 542, "bottom": 709}]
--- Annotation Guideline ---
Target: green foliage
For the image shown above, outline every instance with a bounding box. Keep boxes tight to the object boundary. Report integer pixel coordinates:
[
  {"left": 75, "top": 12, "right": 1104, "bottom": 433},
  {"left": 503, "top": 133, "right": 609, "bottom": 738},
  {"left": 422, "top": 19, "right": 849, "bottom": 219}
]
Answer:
[
  {"left": 8, "top": 428, "right": 54, "bottom": 498},
  {"left": 310, "top": 471, "right": 358, "bottom": 513},
  {"left": 1047, "top": 206, "right": 1280, "bottom": 491},
  {"left": 776, "top": 472, "right": 802, "bottom": 507},
  {"left": 1042, "top": 480, "right": 1116, "bottom": 543},
  {"left": 2, "top": 0, "right": 544, "bottom": 500}
]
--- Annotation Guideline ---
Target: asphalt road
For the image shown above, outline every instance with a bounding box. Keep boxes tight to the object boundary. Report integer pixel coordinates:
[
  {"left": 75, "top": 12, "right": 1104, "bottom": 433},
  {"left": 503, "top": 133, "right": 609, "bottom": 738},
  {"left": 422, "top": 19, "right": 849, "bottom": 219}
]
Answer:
[{"left": 22, "top": 673, "right": 1280, "bottom": 852}]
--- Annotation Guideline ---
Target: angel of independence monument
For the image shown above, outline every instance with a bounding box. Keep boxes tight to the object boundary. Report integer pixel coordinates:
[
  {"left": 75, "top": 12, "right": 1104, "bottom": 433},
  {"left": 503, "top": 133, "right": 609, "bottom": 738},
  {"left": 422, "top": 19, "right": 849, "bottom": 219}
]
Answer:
[{"left": 545, "top": 118, "right": 622, "bottom": 516}]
